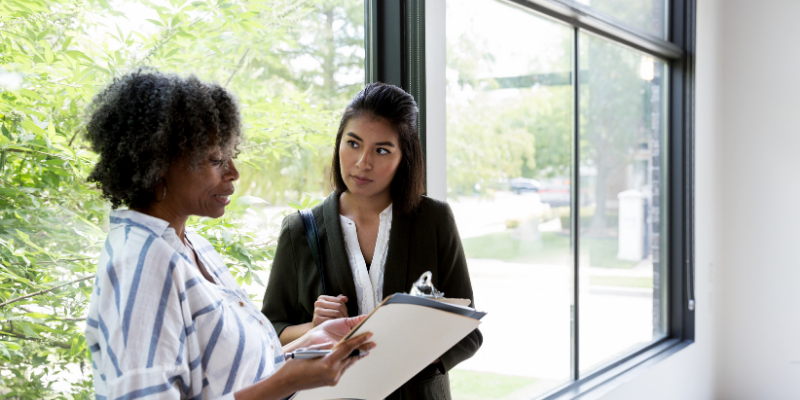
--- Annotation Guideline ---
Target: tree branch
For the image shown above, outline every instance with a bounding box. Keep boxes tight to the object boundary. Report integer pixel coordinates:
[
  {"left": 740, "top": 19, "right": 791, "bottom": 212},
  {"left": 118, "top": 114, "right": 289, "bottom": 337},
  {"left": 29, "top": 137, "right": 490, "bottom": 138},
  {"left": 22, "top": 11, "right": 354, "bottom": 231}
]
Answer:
[
  {"left": 0, "top": 274, "right": 95, "bottom": 308},
  {"left": 225, "top": 48, "right": 250, "bottom": 87},
  {"left": 5, "top": 147, "right": 71, "bottom": 161},
  {"left": 0, "top": 331, "right": 71, "bottom": 349},
  {"left": 7, "top": 257, "right": 93, "bottom": 266},
  {"left": 68, "top": 122, "right": 86, "bottom": 148}
]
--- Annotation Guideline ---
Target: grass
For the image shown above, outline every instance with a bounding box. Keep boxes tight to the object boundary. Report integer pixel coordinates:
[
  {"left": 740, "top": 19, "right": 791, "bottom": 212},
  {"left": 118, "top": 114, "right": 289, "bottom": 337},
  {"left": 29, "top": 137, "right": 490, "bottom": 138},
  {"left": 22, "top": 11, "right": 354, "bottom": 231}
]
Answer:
[
  {"left": 590, "top": 276, "right": 653, "bottom": 288},
  {"left": 449, "top": 369, "right": 537, "bottom": 400},
  {"left": 462, "top": 231, "right": 639, "bottom": 269}
]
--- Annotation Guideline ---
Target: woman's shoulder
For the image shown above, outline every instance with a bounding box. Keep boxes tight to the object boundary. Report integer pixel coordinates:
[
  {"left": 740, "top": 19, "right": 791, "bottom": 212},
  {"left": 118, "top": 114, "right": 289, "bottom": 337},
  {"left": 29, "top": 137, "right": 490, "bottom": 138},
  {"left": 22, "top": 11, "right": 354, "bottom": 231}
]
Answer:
[
  {"left": 106, "top": 224, "right": 178, "bottom": 264},
  {"left": 414, "top": 196, "right": 454, "bottom": 222}
]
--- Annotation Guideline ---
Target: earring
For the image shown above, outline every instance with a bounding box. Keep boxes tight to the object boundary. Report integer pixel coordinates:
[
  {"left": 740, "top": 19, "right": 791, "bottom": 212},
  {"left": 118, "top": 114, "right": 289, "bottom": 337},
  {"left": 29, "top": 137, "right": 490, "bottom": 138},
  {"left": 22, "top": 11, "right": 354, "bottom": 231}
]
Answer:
[{"left": 155, "top": 178, "right": 167, "bottom": 202}]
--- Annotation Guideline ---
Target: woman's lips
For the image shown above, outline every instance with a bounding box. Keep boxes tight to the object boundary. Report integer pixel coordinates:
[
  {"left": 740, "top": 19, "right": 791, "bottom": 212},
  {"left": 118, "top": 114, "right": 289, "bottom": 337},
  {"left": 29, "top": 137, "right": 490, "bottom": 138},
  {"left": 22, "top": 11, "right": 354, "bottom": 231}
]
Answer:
[
  {"left": 351, "top": 175, "right": 372, "bottom": 185},
  {"left": 213, "top": 194, "right": 232, "bottom": 205}
]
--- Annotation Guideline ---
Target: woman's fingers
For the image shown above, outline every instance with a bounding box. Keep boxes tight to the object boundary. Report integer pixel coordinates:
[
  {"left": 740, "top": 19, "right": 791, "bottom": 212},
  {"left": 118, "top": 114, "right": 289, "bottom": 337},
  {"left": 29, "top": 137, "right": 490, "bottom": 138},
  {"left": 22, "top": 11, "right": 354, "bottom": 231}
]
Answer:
[
  {"left": 314, "top": 307, "right": 346, "bottom": 319},
  {"left": 342, "top": 315, "right": 367, "bottom": 329},
  {"left": 315, "top": 296, "right": 349, "bottom": 318},
  {"left": 330, "top": 332, "right": 373, "bottom": 361},
  {"left": 304, "top": 342, "right": 334, "bottom": 351}
]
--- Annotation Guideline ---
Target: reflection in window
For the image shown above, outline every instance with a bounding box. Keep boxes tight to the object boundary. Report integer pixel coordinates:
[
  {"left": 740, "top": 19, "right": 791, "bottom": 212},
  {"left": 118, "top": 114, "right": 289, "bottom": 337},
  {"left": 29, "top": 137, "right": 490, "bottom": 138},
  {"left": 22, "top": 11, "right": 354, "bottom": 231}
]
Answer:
[
  {"left": 446, "top": 0, "right": 574, "bottom": 398},
  {"left": 575, "top": 0, "right": 668, "bottom": 38},
  {"left": 578, "top": 32, "right": 667, "bottom": 373}
]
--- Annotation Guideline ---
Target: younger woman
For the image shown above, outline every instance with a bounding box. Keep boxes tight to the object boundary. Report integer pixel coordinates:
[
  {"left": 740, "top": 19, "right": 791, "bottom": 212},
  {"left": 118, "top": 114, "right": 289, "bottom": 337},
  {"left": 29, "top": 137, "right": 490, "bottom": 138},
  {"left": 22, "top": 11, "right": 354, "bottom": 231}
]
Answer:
[{"left": 262, "top": 83, "right": 482, "bottom": 399}]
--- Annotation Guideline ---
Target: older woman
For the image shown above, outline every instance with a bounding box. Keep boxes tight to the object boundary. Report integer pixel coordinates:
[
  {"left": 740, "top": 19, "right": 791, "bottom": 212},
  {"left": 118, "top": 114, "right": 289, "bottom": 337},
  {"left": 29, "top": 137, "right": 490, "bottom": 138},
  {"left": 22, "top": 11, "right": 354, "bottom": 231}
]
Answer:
[{"left": 83, "top": 69, "right": 374, "bottom": 400}]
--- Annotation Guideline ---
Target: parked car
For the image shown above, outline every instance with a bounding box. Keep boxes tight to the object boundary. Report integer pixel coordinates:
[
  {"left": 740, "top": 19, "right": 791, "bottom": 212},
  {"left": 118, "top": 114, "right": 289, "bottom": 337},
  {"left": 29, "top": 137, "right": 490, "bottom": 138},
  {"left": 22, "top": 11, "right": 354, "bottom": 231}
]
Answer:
[
  {"left": 510, "top": 177, "right": 540, "bottom": 194},
  {"left": 539, "top": 178, "right": 571, "bottom": 207}
]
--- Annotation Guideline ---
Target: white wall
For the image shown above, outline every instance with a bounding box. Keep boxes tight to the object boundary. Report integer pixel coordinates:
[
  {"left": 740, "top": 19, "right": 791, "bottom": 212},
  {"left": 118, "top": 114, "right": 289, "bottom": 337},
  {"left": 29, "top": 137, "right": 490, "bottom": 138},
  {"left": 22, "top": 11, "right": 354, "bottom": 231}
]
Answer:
[{"left": 714, "top": 0, "right": 800, "bottom": 398}]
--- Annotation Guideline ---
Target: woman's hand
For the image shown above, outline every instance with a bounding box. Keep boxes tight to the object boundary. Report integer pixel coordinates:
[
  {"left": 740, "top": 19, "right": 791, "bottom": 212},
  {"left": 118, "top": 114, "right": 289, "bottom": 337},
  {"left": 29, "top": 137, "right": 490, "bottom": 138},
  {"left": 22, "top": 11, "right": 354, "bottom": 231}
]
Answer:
[
  {"left": 312, "top": 294, "right": 349, "bottom": 327},
  {"left": 234, "top": 332, "right": 375, "bottom": 400},
  {"left": 279, "top": 332, "right": 376, "bottom": 392},
  {"left": 288, "top": 315, "right": 367, "bottom": 351}
]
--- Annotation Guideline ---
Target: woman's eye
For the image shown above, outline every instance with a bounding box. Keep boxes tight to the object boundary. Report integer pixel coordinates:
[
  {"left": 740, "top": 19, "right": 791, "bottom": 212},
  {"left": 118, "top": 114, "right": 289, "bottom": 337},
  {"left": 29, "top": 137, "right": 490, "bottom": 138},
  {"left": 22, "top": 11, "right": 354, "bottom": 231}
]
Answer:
[
  {"left": 377, "top": 148, "right": 390, "bottom": 155},
  {"left": 347, "top": 140, "right": 359, "bottom": 148},
  {"left": 210, "top": 159, "right": 224, "bottom": 166}
]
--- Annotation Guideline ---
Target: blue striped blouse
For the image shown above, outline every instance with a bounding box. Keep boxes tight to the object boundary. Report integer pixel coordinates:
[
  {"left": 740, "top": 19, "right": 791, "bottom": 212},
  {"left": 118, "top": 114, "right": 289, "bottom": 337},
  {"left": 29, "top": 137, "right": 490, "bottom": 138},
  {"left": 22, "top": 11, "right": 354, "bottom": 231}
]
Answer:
[{"left": 85, "top": 210, "right": 285, "bottom": 400}]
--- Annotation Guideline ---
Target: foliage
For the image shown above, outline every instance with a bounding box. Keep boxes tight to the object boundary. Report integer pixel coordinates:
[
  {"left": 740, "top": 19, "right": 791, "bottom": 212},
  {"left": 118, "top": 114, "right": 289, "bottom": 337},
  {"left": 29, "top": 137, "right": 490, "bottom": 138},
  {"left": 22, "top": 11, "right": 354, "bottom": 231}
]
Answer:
[
  {"left": 449, "top": 369, "right": 537, "bottom": 400},
  {"left": 579, "top": 33, "right": 658, "bottom": 230},
  {"left": 461, "top": 231, "right": 637, "bottom": 269},
  {"left": 0, "top": 0, "right": 363, "bottom": 397},
  {"left": 445, "top": 23, "right": 573, "bottom": 197}
]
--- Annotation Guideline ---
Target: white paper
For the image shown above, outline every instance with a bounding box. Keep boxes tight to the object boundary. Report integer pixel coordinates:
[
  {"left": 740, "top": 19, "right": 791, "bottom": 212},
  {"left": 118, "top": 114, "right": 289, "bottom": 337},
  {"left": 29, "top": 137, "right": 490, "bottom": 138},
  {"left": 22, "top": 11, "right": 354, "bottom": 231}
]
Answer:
[{"left": 292, "top": 302, "right": 481, "bottom": 400}]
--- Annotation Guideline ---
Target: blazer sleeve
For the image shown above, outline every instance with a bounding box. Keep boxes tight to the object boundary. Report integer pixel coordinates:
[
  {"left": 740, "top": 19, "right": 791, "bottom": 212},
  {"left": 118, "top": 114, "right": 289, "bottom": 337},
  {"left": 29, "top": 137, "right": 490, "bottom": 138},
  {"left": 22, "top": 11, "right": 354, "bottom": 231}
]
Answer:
[
  {"left": 261, "top": 216, "right": 303, "bottom": 338},
  {"left": 435, "top": 202, "right": 484, "bottom": 373}
]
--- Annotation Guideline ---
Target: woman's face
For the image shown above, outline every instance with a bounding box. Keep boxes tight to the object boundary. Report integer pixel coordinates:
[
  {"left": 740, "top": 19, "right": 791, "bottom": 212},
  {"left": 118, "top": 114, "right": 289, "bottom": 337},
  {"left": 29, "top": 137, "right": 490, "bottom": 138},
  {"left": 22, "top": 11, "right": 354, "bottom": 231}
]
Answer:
[
  {"left": 162, "top": 146, "right": 239, "bottom": 218},
  {"left": 338, "top": 116, "right": 402, "bottom": 199}
]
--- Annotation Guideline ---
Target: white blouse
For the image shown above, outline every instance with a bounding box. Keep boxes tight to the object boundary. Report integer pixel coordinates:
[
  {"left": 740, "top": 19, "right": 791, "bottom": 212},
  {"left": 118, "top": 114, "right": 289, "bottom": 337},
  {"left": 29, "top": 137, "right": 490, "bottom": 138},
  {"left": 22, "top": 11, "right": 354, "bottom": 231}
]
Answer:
[
  {"left": 339, "top": 204, "right": 393, "bottom": 315},
  {"left": 85, "top": 210, "right": 285, "bottom": 400}
]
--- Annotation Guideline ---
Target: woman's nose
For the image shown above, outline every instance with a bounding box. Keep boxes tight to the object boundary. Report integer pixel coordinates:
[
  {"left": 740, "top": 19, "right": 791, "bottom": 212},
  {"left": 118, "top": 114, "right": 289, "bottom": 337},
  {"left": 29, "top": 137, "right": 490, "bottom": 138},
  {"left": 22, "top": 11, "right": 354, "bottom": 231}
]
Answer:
[
  {"left": 225, "top": 159, "right": 240, "bottom": 181},
  {"left": 357, "top": 151, "right": 372, "bottom": 170}
]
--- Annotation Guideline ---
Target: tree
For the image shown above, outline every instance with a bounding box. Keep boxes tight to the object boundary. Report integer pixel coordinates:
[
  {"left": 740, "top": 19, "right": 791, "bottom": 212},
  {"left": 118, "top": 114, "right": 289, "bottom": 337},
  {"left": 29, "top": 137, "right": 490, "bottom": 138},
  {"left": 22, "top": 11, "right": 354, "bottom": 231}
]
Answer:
[
  {"left": 445, "top": 21, "right": 572, "bottom": 196},
  {"left": 0, "top": 0, "right": 363, "bottom": 397},
  {"left": 579, "top": 33, "right": 657, "bottom": 231}
]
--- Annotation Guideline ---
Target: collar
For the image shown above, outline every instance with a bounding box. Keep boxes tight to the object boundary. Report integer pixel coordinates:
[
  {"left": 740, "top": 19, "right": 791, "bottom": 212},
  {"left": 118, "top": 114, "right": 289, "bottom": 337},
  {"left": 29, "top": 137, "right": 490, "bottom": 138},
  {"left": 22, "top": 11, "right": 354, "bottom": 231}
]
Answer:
[
  {"left": 109, "top": 209, "right": 172, "bottom": 237},
  {"left": 339, "top": 203, "right": 393, "bottom": 226}
]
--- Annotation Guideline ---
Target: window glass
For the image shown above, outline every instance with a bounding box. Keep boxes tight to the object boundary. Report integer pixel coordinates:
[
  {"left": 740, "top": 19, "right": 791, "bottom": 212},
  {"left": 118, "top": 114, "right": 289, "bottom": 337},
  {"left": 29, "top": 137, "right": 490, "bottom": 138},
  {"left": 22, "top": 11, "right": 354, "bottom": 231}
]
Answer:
[
  {"left": 577, "top": 32, "right": 667, "bottom": 374},
  {"left": 446, "top": 0, "right": 574, "bottom": 397},
  {"left": 576, "top": 0, "right": 668, "bottom": 38}
]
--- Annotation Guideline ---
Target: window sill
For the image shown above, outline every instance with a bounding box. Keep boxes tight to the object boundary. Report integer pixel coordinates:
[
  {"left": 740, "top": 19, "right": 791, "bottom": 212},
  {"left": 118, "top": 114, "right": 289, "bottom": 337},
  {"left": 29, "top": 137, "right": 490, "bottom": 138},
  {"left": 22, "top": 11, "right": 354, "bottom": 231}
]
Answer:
[{"left": 541, "top": 338, "right": 694, "bottom": 400}]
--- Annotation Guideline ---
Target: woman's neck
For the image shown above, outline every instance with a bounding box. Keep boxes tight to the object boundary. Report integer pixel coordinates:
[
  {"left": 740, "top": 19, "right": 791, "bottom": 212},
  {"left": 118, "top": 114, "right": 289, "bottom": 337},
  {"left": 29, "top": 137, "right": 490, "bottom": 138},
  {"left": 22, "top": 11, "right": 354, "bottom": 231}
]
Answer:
[
  {"left": 339, "top": 190, "right": 392, "bottom": 220},
  {"left": 135, "top": 202, "right": 189, "bottom": 244}
]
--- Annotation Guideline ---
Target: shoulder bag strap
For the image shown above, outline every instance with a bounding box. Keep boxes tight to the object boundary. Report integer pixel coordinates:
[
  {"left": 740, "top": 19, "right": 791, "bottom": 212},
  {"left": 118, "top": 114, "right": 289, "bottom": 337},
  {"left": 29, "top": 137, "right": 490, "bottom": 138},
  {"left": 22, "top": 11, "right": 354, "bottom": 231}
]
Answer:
[{"left": 299, "top": 209, "right": 327, "bottom": 295}]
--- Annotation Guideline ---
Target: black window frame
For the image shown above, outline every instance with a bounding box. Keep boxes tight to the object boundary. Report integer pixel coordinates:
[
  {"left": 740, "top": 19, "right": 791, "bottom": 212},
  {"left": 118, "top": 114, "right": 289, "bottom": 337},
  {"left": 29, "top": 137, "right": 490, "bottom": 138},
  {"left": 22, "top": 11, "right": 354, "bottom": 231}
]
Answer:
[{"left": 365, "top": 0, "right": 696, "bottom": 397}]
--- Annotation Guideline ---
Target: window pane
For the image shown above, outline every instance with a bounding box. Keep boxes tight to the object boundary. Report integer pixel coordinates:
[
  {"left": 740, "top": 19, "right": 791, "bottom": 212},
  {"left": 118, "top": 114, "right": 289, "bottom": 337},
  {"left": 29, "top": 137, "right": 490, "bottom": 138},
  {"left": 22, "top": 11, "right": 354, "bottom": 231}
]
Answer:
[
  {"left": 576, "top": 0, "right": 668, "bottom": 38},
  {"left": 577, "top": 32, "right": 667, "bottom": 374},
  {"left": 446, "top": 0, "right": 574, "bottom": 397}
]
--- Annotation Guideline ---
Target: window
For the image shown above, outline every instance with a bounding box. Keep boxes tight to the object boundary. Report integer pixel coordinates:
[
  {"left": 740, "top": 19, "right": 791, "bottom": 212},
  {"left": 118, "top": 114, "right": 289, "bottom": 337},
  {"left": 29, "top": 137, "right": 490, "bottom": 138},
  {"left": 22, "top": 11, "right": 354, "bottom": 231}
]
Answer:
[
  {"left": 445, "top": 1, "right": 575, "bottom": 396},
  {"left": 366, "top": 0, "right": 695, "bottom": 398}
]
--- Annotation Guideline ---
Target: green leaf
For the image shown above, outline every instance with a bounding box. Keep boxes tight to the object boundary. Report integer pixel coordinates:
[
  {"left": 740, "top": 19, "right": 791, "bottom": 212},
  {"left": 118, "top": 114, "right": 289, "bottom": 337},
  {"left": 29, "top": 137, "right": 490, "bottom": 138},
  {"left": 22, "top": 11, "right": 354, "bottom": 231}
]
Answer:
[
  {"left": 14, "top": 229, "right": 45, "bottom": 253},
  {"left": 15, "top": 321, "right": 38, "bottom": 338},
  {"left": 70, "top": 335, "right": 86, "bottom": 357},
  {"left": 23, "top": 312, "right": 51, "bottom": 320},
  {"left": 285, "top": 199, "right": 302, "bottom": 210},
  {"left": 43, "top": 42, "right": 54, "bottom": 64},
  {"left": 220, "top": 228, "right": 232, "bottom": 244},
  {"left": 19, "top": 89, "right": 45, "bottom": 102},
  {"left": 64, "top": 50, "right": 93, "bottom": 62},
  {"left": 164, "top": 47, "right": 180, "bottom": 59},
  {"left": 251, "top": 272, "right": 264, "bottom": 287},
  {"left": 20, "top": 120, "right": 46, "bottom": 136}
]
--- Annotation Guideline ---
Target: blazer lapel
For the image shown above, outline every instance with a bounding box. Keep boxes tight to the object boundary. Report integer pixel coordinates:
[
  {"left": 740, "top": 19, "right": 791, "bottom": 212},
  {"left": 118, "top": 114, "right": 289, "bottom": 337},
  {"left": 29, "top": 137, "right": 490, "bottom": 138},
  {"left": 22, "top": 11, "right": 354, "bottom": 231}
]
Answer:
[
  {"left": 321, "top": 192, "right": 359, "bottom": 317},
  {"left": 382, "top": 206, "right": 410, "bottom": 298}
]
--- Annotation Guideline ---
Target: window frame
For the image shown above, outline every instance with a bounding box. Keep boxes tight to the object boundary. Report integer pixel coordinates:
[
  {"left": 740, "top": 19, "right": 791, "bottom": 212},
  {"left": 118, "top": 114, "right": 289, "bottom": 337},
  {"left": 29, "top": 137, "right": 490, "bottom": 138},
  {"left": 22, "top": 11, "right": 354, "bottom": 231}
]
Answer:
[{"left": 366, "top": 0, "right": 696, "bottom": 397}]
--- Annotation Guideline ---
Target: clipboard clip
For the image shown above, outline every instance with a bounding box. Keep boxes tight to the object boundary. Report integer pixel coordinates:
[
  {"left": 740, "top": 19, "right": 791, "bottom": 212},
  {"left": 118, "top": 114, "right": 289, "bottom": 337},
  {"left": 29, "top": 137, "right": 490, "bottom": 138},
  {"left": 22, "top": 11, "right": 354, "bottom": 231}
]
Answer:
[{"left": 409, "top": 271, "right": 445, "bottom": 299}]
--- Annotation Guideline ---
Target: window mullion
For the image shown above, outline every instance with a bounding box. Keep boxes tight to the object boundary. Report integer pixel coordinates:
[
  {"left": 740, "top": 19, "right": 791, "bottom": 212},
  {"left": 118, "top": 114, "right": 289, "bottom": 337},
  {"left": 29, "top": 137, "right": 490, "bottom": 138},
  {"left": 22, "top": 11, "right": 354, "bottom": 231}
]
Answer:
[{"left": 570, "top": 25, "right": 581, "bottom": 382}]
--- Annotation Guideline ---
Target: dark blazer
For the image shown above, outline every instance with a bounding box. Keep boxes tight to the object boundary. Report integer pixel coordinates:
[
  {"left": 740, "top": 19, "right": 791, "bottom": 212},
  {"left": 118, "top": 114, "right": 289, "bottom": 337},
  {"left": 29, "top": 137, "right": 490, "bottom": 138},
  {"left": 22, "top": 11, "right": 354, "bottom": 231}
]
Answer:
[{"left": 261, "top": 192, "right": 482, "bottom": 400}]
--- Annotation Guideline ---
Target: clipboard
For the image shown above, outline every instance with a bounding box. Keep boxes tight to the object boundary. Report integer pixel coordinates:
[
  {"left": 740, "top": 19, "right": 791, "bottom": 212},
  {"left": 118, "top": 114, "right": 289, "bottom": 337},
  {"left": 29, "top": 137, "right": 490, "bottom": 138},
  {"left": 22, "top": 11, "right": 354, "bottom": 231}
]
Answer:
[{"left": 290, "top": 293, "right": 485, "bottom": 400}]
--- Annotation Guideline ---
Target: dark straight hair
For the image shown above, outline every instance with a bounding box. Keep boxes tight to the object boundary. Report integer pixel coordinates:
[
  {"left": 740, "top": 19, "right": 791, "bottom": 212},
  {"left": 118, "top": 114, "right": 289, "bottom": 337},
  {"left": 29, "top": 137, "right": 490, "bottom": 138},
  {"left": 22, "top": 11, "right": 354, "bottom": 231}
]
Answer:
[{"left": 330, "top": 83, "right": 425, "bottom": 215}]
